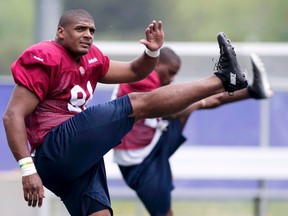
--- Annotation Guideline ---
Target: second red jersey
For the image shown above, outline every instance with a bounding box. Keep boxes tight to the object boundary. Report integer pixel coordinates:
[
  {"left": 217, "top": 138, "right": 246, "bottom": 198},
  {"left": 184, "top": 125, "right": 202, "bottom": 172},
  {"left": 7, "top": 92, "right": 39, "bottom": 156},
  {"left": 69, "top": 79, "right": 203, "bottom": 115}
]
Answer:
[{"left": 114, "top": 70, "right": 161, "bottom": 150}]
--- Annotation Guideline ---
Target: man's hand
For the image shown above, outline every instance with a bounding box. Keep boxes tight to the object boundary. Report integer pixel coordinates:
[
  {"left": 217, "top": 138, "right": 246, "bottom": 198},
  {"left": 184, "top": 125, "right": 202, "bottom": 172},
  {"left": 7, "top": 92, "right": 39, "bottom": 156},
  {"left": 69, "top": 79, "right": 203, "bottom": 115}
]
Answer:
[
  {"left": 140, "top": 20, "right": 164, "bottom": 51},
  {"left": 22, "top": 173, "right": 45, "bottom": 207}
]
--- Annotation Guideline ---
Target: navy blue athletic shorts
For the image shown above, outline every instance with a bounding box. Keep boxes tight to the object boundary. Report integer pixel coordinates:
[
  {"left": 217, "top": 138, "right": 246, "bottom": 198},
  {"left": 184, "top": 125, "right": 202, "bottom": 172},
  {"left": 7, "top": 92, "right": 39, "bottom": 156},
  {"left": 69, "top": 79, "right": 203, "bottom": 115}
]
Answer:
[
  {"left": 33, "top": 95, "right": 134, "bottom": 216},
  {"left": 119, "top": 119, "right": 186, "bottom": 216}
]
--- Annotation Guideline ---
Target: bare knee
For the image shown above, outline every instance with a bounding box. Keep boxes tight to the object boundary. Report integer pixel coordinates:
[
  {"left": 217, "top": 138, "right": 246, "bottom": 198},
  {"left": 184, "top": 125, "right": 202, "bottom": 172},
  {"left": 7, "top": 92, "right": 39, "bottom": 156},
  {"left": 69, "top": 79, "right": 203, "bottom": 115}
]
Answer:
[
  {"left": 165, "top": 208, "right": 173, "bottom": 216},
  {"left": 89, "top": 209, "right": 111, "bottom": 216}
]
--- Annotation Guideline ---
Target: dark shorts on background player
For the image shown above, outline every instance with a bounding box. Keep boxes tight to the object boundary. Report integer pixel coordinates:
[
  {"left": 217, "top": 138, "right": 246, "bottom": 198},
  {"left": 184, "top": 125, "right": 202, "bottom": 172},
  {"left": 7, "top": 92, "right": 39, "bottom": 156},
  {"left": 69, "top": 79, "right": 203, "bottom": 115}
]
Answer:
[{"left": 119, "top": 119, "right": 186, "bottom": 215}]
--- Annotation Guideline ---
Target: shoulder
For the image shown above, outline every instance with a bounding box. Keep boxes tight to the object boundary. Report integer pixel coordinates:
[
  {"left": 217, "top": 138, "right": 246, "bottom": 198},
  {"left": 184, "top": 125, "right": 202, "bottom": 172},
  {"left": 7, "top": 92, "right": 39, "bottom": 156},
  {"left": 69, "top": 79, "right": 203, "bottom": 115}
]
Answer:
[
  {"left": 20, "top": 41, "right": 63, "bottom": 66},
  {"left": 82, "top": 44, "right": 110, "bottom": 75},
  {"left": 87, "top": 44, "right": 109, "bottom": 61},
  {"left": 27, "top": 41, "right": 62, "bottom": 55}
]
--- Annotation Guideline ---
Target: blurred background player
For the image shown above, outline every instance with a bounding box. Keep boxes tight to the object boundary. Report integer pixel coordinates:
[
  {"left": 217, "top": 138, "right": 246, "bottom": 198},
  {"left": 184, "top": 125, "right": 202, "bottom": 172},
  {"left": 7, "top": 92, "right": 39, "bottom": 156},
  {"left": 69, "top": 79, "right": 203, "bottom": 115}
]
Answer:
[{"left": 111, "top": 47, "right": 273, "bottom": 216}]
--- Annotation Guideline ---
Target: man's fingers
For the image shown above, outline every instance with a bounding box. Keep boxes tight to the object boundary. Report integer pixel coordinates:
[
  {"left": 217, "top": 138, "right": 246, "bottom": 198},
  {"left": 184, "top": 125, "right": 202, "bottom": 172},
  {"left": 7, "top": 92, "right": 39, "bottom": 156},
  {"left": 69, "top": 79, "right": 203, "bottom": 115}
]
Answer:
[
  {"left": 157, "top": 21, "right": 163, "bottom": 31},
  {"left": 140, "top": 20, "right": 164, "bottom": 49},
  {"left": 151, "top": 20, "right": 157, "bottom": 32},
  {"left": 24, "top": 189, "right": 29, "bottom": 201},
  {"left": 148, "top": 20, "right": 161, "bottom": 33},
  {"left": 32, "top": 190, "right": 38, "bottom": 207},
  {"left": 22, "top": 174, "right": 45, "bottom": 208},
  {"left": 38, "top": 196, "right": 43, "bottom": 207},
  {"left": 38, "top": 187, "right": 45, "bottom": 207},
  {"left": 27, "top": 192, "right": 33, "bottom": 206},
  {"left": 24, "top": 185, "right": 45, "bottom": 207}
]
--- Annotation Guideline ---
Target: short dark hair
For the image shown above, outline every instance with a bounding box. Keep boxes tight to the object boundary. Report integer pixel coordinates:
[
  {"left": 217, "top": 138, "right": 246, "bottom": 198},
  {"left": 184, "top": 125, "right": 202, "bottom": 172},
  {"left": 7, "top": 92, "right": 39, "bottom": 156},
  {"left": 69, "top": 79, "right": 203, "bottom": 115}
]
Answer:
[
  {"left": 58, "top": 9, "right": 94, "bottom": 27},
  {"left": 159, "top": 47, "right": 181, "bottom": 65}
]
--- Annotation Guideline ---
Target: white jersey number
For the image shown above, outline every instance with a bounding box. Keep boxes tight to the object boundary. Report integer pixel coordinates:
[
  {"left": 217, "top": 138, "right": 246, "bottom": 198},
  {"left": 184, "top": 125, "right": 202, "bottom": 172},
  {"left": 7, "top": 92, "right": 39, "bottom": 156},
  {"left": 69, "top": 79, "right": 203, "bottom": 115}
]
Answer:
[{"left": 68, "top": 81, "right": 93, "bottom": 112}]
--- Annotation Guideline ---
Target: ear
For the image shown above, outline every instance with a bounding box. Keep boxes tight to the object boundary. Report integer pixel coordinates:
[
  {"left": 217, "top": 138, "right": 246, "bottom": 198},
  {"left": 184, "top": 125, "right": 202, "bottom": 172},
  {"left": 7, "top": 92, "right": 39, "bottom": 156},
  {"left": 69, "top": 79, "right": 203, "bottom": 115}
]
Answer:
[{"left": 57, "top": 26, "right": 65, "bottom": 39}]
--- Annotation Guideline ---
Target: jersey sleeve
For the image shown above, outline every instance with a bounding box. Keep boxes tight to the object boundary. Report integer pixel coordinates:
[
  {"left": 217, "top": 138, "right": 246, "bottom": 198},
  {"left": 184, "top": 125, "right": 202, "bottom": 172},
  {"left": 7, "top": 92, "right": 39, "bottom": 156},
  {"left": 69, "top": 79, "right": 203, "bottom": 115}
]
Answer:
[
  {"left": 90, "top": 45, "right": 110, "bottom": 81},
  {"left": 99, "top": 54, "right": 110, "bottom": 80},
  {"left": 11, "top": 46, "right": 58, "bottom": 101}
]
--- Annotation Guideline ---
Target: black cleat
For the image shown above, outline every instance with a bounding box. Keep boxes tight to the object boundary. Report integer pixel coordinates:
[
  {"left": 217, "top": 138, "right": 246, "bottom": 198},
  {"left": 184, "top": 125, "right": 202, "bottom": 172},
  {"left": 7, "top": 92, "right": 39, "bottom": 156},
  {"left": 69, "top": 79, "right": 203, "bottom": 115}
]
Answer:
[
  {"left": 214, "top": 32, "right": 248, "bottom": 93},
  {"left": 248, "top": 53, "right": 273, "bottom": 99}
]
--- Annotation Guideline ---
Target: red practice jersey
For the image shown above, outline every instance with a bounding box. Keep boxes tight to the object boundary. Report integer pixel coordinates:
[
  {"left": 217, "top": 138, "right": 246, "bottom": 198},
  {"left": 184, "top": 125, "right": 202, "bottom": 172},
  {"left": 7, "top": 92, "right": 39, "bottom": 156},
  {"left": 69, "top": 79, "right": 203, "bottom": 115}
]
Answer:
[
  {"left": 114, "top": 70, "right": 161, "bottom": 150},
  {"left": 11, "top": 41, "right": 109, "bottom": 151}
]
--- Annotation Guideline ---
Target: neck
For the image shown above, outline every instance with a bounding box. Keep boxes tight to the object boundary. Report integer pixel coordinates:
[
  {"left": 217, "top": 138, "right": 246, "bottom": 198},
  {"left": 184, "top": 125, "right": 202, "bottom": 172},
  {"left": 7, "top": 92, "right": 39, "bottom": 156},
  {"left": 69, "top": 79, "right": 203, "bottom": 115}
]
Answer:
[{"left": 54, "top": 39, "right": 81, "bottom": 62}]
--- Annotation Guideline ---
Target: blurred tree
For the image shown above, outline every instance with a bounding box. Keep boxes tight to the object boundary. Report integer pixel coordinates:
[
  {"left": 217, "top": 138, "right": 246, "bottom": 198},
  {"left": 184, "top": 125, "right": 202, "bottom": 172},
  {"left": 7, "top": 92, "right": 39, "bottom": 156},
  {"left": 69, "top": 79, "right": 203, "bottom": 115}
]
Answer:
[
  {"left": 63, "top": 0, "right": 288, "bottom": 42},
  {"left": 1, "top": 0, "right": 288, "bottom": 76},
  {"left": 160, "top": 0, "right": 288, "bottom": 42},
  {"left": 63, "top": 0, "right": 159, "bottom": 40},
  {"left": 0, "top": 0, "right": 34, "bottom": 75}
]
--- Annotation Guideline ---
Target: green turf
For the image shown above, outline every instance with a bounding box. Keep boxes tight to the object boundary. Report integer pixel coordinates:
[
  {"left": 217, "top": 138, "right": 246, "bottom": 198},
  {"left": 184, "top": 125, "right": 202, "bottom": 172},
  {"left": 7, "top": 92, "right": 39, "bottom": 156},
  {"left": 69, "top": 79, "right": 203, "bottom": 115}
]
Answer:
[{"left": 111, "top": 199, "right": 288, "bottom": 216}]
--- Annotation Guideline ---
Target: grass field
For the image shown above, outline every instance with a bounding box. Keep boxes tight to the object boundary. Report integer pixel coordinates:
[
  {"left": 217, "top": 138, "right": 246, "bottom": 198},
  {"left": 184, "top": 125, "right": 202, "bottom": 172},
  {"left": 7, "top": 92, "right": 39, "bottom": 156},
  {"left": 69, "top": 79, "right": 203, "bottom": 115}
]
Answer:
[{"left": 111, "top": 199, "right": 288, "bottom": 216}]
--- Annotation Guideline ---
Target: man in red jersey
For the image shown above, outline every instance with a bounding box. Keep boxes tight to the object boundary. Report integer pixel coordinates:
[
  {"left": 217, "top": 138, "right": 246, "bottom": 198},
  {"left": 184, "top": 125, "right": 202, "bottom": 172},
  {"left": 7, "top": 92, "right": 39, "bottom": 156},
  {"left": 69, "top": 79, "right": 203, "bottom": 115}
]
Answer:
[
  {"left": 3, "top": 9, "right": 249, "bottom": 216},
  {"left": 112, "top": 47, "right": 272, "bottom": 216}
]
